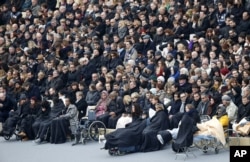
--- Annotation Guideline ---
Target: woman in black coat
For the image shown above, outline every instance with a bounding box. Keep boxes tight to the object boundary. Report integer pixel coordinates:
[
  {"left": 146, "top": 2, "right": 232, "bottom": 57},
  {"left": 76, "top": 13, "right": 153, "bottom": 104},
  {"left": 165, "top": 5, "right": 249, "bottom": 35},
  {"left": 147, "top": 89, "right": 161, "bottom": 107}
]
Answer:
[
  {"left": 32, "top": 100, "right": 52, "bottom": 142},
  {"left": 18, "top": 97, "right": 41, "bottom": 140},
  {"left": 104, "top": 103, "right": 146, "bottom": 155},
  {"left": 140, "top": 103, "right": 170, "bottom": 152},
  {"left": 158, "top": 104, "right": 200, "bottom": 148},
  {"left": 172, "top": 104, "right": 200, "bottom": 152}
]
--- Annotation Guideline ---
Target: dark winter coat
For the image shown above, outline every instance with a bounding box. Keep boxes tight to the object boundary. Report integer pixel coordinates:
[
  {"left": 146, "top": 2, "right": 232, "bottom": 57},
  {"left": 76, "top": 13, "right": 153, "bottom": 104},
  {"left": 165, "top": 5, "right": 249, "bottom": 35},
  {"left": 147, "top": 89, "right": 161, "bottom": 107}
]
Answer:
[{"left": 140, "top": 110, "right": 169, "bottom": 152}]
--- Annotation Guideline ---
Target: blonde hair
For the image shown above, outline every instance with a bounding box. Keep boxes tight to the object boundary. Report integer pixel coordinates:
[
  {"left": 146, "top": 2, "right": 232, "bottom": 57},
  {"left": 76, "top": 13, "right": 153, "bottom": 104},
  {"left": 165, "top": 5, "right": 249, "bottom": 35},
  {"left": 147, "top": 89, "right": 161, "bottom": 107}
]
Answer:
[
  {"left": 123, "top": 95, "right": 131, "bottom": 105},
  {"left": 131, "top": 92, "right": 140, "bottom": 99}
]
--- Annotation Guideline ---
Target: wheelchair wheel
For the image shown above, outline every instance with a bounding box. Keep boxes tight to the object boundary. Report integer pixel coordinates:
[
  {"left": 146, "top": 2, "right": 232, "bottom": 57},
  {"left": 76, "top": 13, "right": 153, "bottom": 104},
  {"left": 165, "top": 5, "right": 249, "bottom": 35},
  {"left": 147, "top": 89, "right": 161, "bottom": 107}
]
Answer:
[
  {"left": 215, "top": 147, "right": 219, "bottom": 154},
  {"left": 15, "top": 134, "right": 22, "bottom": 141},
  {"left": 3, "top": 135, "right": 11, "bottom": 140},
  {"left": 224, "top": 129, "right": 239, "bottom": 150},
  {"left": 88, "top": 121, "right": 106, "bottom": 141},
  {"left": 202, "top": 146, "right": 208, "bottom": 153}
]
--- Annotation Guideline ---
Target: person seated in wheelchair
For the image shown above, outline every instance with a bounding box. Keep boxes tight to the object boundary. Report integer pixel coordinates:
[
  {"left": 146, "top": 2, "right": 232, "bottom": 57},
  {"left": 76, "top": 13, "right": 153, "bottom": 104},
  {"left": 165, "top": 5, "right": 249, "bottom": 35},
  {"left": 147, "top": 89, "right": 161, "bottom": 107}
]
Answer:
[
  {"left": 75, "top": 91, "right": 88, "bottom": 121},
  {"left": 50, "top": 96, "right": 79, "bottom": 144},
  {"left": 104, "top": 103, "right": 147, "bottom": 155},
  {"left": 96, "top": 91, "right": 124, "bottom": 129},
  {"left": 0, "top": 94, "right": 40, "bottom": 141},
  {"left": 157, "top": 104, "right": 200, "bottom": 148},
  {"left": 78, "top": 90, "right": 109, "bottom": 127},
  {"left": 33, "top": 99, "right": 62, "bottom": 144},
  {"left": 140, "top": 103, "right": 170, "bottom": 152},
  {"left": 17, "top": 96, "right": 41, "bottom": 141},
  {"left": 213, "top": 104, "right": 229, "bottom": 128},
  {"left": 95, "top": 90, "right": 110, "bottom": 118}
]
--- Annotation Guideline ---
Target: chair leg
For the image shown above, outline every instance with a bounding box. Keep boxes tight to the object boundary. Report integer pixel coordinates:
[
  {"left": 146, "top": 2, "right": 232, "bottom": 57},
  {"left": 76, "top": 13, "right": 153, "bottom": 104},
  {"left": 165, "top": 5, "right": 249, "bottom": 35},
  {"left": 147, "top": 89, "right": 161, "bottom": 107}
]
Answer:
[{"left": 175, "top": 147, "right": 196, "bottom": 161}]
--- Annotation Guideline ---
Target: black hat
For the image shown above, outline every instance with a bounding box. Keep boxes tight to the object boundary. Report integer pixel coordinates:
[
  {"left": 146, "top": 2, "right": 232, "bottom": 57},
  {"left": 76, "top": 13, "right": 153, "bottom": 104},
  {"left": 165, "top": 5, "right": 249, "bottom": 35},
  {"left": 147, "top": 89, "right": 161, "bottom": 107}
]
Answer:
[
  {"left": 179, "top": 74, "right": 188, "bottom": 80},
  {"left": 95, "top": 17, "right": 102, "bottom": 22}
]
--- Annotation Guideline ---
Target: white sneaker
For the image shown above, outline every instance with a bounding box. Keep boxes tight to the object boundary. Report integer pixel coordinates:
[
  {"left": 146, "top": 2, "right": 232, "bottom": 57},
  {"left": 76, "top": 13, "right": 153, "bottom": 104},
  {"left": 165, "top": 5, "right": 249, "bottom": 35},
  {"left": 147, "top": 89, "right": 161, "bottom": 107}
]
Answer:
[
  {"left": 34, "top": 138, "right": 41, "bottom": 144},
  {"left": 157, "top": 134, "right": 164, "bottom": 145}
]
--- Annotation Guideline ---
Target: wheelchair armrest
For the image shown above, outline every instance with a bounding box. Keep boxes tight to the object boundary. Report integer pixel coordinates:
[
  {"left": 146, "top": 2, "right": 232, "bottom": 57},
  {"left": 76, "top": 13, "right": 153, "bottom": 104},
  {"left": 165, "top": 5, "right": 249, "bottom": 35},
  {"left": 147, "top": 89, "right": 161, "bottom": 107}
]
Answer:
[{"left": 81, "top": 116, "right": 88, "bottom": 120}]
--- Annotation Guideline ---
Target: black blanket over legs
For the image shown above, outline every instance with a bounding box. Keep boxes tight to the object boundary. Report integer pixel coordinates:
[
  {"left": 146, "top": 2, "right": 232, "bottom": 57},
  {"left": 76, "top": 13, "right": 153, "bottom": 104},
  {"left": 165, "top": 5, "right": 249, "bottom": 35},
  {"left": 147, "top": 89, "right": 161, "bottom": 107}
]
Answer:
[
  {"left": 50, "top": 118, "right": 70, "bottom": 144},
  {"left": 140, "top": 110, "right": 170, "bottom": 152},
  {"left": 104, "top": 119, "right": 147, "bottom": 150}
]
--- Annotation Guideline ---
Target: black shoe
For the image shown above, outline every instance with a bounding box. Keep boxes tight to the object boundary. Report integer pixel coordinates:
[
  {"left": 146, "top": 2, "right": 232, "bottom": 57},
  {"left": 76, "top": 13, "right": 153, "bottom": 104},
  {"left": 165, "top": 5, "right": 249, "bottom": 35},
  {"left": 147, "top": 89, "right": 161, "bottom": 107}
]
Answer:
[{"left": 72, "top": 133, "right": 81, "bottom": 146}]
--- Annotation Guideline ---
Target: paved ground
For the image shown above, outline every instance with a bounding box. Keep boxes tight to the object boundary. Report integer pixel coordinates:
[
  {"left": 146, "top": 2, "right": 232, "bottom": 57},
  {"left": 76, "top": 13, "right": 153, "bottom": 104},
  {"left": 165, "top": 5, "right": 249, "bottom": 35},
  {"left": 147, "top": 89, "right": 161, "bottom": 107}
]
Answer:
[{"left": 0, "top": 137, "right": 229, "bottom": 162}]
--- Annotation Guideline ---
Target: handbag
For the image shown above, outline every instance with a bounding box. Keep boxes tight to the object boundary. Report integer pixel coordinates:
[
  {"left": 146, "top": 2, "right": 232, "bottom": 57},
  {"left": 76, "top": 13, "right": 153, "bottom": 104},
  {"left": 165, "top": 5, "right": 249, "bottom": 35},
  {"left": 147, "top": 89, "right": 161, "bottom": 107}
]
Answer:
[{"left": 86, "top": 106, "right": 96, "bottom": 120}]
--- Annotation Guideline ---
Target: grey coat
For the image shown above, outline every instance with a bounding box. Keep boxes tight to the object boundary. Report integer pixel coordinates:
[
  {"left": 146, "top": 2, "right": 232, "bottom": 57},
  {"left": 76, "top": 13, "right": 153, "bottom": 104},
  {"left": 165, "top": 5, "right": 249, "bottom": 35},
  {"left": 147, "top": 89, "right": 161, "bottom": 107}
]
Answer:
[{"left": 61, "top": 104, "right": 78, "bottom": 134}]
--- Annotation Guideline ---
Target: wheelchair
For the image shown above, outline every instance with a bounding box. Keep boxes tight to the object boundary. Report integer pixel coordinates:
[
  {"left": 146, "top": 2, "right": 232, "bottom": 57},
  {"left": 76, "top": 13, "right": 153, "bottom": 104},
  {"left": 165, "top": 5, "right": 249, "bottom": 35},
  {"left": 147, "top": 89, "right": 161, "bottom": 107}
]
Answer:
[
  {"left": 76, "top": 108, "right": 107, "bottom": 144},
  {"left": 1, "top": 114, "right": 22, "bottom": 141},
  {"left": 2, "top": 124, "right": 21, "bottom": 141}
]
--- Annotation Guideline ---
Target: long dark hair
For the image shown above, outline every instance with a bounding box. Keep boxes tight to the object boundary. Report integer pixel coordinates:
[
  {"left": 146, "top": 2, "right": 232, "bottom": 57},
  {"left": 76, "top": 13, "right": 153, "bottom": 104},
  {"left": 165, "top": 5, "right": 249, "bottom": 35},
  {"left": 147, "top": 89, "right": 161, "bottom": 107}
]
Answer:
[{"left": 131, "top": 103, "right": 142, "bottom": 118}]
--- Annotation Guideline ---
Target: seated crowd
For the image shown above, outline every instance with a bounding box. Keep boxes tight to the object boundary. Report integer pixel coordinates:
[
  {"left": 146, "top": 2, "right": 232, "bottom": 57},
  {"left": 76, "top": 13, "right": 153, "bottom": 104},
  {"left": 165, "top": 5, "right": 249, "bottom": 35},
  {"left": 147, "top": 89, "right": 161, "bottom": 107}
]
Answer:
[{"left": 0, "top": 0, "right": 250, "bottom": 153}]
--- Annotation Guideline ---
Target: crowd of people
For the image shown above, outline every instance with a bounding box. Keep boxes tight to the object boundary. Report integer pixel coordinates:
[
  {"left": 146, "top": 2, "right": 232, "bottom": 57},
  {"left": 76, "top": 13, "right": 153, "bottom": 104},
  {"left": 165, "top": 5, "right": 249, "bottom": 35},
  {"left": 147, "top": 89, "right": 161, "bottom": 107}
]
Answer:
[{"left": 0, "top": 0, "right": 250, "bottom": 153}]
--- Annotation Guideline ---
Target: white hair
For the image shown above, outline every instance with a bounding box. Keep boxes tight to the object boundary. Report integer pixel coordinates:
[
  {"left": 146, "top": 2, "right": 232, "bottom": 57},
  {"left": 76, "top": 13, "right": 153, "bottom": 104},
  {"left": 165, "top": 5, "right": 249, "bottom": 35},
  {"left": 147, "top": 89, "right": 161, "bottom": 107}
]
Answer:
[
  {"left": 127, "top": 59, "right": 135, "bottom": 67},
  {"left": 180, "top": 68, "right": 189, "bottom": 75}
]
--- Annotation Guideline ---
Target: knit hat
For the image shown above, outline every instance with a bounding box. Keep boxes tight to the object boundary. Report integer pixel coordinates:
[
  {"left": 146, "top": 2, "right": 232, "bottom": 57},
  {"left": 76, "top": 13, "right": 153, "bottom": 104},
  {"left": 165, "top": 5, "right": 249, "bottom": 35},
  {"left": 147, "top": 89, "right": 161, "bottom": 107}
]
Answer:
[
  {"left": 149, "top": 75, "right": 157, "bottom": 81},
  {"left": 142, "top": 34, "right": 150, "bottom": 39},
  {"left": 222, "top": 95, "right": 231, "bottom": 101},
  {"left": 19, "top": 93, "right": 27, "bottom": 101},
  {"left": 220, "top": 68, "right": 230, "bottom": 76},
  {"left": 157, "top": 76, "right": 165, "bottom": 83}
]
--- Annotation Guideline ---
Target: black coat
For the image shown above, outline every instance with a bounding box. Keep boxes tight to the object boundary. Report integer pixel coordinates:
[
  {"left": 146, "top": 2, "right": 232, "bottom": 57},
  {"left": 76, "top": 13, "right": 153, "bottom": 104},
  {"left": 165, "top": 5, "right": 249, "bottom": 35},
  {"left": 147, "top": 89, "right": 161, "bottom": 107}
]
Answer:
[
  {"left": 0, "top": 96, "right": 17, "bottom": 113},
  {"left": 32, "top": 101, "right": 64, "bottom": 139},
  {"left": 169, "top": 99, "right": 182, "bottom": 115},
  {"left": 141, "top": 41, "right": 156, "bottom": 56},
  {"left": 108, "top": 57, "right": 123, "bottom": 71},
  {"left": 236, "top": 102, "right": 250, "bottom": 123},
  {"left": 81, "top": 63, "right": 97, "bottom": 86},
  {"left": 50, "top": 76, "right": 64, "bottom": 92},
  {"left": 67, "top": 70, "right": 81, "bottom": 86},
  {"left": 75, "top": 98, "right": 88, "bottom": 120},
  {"left": 172, "top": 114, "right": 194, "bottom": 152},
  {"left": 140, "top": 110, "right": 170, "bottom": 152}
]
